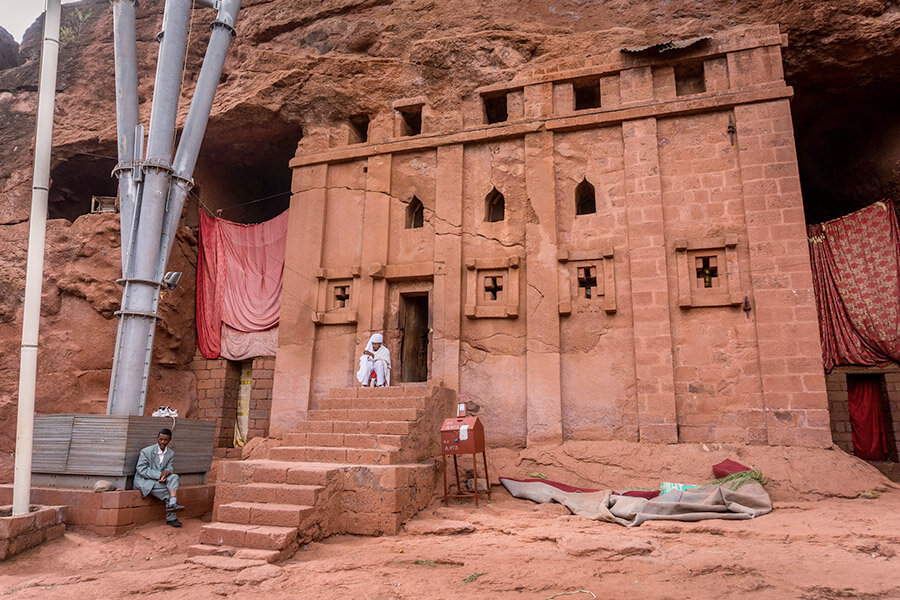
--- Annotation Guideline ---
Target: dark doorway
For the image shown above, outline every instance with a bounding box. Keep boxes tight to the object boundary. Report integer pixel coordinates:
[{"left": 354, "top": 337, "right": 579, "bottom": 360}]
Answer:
[{"left": 399, "top": 294, "right": 429, "bottom": 382}]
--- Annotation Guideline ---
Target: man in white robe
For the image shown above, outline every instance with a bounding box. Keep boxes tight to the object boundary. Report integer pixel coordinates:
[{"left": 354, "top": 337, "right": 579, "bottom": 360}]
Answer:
[{"left": 356, "top": 333, "right": 391, "bottom": 387}]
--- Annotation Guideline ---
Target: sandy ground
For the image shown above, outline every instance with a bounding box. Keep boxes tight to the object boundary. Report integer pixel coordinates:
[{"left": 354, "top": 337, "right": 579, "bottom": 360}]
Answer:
[{"left": 1, "top": 482, "right": 899, "bottom": 600}]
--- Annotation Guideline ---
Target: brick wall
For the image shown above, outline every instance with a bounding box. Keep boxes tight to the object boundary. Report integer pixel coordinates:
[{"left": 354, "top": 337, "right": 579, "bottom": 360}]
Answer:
[
  {"left": 248, "top": 356, "right": 275, "bottom": 439},
  {"left": 190, "top": 351, "right": 274, "bottom": 448},
  {"left": 827, "top": 368, "right": 900, "bottom": 460}
]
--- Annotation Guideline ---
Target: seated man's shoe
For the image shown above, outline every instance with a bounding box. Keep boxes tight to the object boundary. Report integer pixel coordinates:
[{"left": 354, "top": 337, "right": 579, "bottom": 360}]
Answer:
[
  {"left": 166, "top": 502, "right": 185, "bottom": 512},
  {"left": 167, "top": 518, "right": 182, "bottom": 528}
]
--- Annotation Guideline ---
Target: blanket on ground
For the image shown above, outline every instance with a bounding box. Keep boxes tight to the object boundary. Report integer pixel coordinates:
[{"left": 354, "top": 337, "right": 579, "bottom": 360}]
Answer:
[{"left": 499, "top": 477, "right": 772, "bottom": 527}]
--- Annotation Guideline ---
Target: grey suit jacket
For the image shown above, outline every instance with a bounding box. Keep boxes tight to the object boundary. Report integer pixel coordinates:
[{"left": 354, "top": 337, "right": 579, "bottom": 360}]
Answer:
[{"left": 134, "top": 443, "right": 175, "bottom": 496}]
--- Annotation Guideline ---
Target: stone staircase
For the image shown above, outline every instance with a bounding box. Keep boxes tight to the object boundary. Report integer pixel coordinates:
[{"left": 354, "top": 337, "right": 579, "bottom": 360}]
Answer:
[{"left": 189, "top": 384, "right": 454, "bottom": 562}]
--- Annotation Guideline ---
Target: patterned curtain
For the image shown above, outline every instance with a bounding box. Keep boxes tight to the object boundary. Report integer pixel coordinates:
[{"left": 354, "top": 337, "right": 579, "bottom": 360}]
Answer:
[{"left": 807, "top": 200, "right": 900, "bottom": 372}]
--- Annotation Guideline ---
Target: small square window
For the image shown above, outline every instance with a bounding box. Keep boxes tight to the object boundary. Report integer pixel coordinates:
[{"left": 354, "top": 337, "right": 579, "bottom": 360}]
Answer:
[
  {"left": 573, "top": 78, "right": 602, "bottom": 110},
  {"left": 348, "top": 115, "right": 370, "bottom": 143},
  {"left": 398, "top": 107, "right": 422, "bottom": 136},
  {"left": 482, "top": 93, "right": 508, "bottom": 124},
  {"left": 674, "top": 61, "right": 706, "bottom": 96}
]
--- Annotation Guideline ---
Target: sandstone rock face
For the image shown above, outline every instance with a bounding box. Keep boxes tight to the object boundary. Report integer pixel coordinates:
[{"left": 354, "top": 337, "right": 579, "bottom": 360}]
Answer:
[
  {"left": 0, "top": 1, "right": 898, "bottom": 478},
  {"left": 0, "top": 214, "right": 198, "bottom": 480},
  {"left": 0, "top": 27, "right": 23, "bottom": 71}
]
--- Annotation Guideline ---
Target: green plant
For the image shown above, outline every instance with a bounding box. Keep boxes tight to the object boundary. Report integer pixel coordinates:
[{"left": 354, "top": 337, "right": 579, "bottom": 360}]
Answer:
[{"left": 59, "top": 7, "right": 93, "bottom": 48}]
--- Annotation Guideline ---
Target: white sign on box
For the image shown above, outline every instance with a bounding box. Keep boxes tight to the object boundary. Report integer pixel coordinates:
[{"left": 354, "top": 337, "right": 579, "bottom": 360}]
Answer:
[{"left": 459, "top": 424, "right": 469, "bottom": 440}]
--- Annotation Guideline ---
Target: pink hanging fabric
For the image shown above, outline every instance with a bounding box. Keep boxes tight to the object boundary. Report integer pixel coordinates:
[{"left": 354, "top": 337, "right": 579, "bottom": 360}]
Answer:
[
  {"left": 847, "top": 375, "right": 889, "bottom": 461},
  {"left": 220, "top": 324, "right": 279, "bottom": 361},
  {"left": 197, "top": 211, "right": 225, "bottom": 358},
  {"left": 196, "top": 210, "right": 288, "bottom": 359},
  {"left": 807, "top": 201, "right": 900, "bottom": 371}
]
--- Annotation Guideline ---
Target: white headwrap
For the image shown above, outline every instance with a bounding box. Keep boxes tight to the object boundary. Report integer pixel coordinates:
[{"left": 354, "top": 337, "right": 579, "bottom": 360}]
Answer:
[{"left": 365, "top": 333, "right": 384, "bottom": 352}]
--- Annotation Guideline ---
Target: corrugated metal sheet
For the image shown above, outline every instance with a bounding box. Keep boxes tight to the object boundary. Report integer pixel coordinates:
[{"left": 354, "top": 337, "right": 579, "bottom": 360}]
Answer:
[
  {"left": 621, "top": 36, "right": 710, "bottom": 55},
  {"left": 32, "top": 415, "right": 74, "bottom": 472},
  {"left": 32, "top": 415, "right": 216, "bottom": 477}
]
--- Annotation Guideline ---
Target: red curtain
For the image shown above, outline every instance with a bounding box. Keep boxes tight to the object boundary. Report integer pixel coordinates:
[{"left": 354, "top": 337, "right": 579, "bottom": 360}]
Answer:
[
  {"left": 847, "top": 375, "right": 889, "bottom": 460},
  {"left": 196, "top": 210, "right": 288, "bottom": 359},
  {"left": 807, "top": 201, "right": 900, "bottom": 371}
]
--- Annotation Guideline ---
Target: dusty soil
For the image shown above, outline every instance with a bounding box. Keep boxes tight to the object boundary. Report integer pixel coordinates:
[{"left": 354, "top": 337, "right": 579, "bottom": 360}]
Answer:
[
  {"left": 2, "top": 444, "right": 899, "bottom": 599},
  {"left": 1, "top": 488, "right": 899, "bottom": 599}
]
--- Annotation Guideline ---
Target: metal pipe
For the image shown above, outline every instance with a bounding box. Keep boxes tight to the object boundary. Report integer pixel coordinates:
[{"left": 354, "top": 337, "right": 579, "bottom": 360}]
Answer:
[
  {"left": 160, "top": 0, "right": 242, "bottom": 265},
  {"left": 107, "top": 0, "right": 193, "bottom": 416},
  {"left": 110, "top": 0, "right": 140, "bottom": 273},
  {"left": 13, "top": 0, "right": 61, "bottom": 516}
]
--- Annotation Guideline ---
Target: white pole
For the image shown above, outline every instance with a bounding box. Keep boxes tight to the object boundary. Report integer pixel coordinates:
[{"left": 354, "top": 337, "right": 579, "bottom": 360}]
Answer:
[{"left": 13, "top": 0, "right": 62, "bottom": 517}]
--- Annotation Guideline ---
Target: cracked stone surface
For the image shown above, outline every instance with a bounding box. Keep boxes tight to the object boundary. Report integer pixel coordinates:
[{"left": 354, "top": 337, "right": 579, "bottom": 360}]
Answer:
[
  {"left": 0, "top": 443, "right": 897, "bottom": 599},
  {"left": 1, "top": 1, "right": 900, "bottom": 473}
]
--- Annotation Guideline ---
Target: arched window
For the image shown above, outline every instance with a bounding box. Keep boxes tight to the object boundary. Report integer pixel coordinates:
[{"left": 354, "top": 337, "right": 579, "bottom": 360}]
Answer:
[
  {"left": 406, "top": 195, "right": 424, "bottom": 229},
  {"left": 485, "top": 188, "right": 505, "bottom": 222},
  {"left": 575, "top": 178, "right": 596, "bottom": 215}
]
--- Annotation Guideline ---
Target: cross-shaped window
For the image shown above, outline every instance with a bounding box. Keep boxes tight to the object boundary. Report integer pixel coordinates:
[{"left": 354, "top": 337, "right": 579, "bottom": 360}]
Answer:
[
  {"left": 577, "top": 266, "right": 598, "bottom": 299},
  {"left": 695, "top": 256, "right": 718, "bottom": 289},
  {"left": 483, "top": 276, "right": 503, "bottom": 301},
  {"left": 333, "top": 285, "right": 350, "bottom": 308}
]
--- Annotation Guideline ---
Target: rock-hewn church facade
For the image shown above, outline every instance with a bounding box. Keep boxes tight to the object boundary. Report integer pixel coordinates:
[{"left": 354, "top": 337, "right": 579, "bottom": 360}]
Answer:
[{"left": 269, "top": 25, "right": 831, "bottom": 449}]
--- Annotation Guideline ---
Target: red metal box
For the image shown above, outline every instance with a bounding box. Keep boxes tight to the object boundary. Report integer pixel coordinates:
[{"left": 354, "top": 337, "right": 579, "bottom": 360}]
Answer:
[{"left": 440, "top": 416, "right": 485, "bottom": 455}]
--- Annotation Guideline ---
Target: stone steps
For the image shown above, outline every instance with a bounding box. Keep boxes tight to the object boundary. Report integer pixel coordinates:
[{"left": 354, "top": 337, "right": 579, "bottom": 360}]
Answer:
[
  {"left": 268, "top": 445, "right": 401, "bottom": 465},
  {"left": 284, "top": 432, "right": 405, "bottom": 449},
  {"left": 318, "top": 396, "right": 428, "bottom": 410},
  {"left": 188, "top": 544, "right": 283, "bottom": 564},
  {"left": 199, "top": 522, "right": 298, "bottom": 552},
  {"left": 308, "top": 407, "right": 422, "bottom": 422},
  {"left": 191, "top": 384, "right": 455, "bottom": 562},
  {"left": 219, "top": 459, "right": 343, "bottom": 486},
  {"left": 218, "top": 502, "right": 315, "bottom": 528},
  {"left": 290, "top": 420, "right": 413, "bottom": 436}
]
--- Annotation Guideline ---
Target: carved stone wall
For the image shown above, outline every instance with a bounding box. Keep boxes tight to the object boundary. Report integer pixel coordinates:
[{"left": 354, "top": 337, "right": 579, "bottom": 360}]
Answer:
[{"left": 271, "top": 26, "right": 831, "bottom": 448}]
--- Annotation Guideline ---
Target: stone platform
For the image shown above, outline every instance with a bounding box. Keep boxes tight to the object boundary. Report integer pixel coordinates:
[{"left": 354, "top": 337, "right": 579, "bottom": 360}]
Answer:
[
  {"left": 0, "top": 505, "right": 66, "bottom": 560},
  {"left": 190, "top": 384, "right": 454, "bottom": 562},
  {"left": 0, "top": 484, "right": 214, "bottom": 536}
]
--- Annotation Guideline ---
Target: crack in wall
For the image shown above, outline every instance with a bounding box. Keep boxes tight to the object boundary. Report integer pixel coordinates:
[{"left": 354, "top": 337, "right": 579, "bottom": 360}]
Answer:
[{"left": 461, "top": 231, "right": 523, "bottom": 248}]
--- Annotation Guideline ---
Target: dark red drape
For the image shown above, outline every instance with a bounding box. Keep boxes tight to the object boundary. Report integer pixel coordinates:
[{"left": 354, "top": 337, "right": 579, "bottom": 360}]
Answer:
[
  {"left": 847, "top": 375, "right": 889, "bottom": 460},
  {"left": 807, "top": 200, "right": 900, "bottom": 371},
  {"left": 196, "top": 210, "right": 288, "bottom": 359}
]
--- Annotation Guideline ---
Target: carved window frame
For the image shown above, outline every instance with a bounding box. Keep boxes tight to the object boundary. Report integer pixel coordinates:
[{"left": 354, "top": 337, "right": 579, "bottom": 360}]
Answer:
[
  {"left": 312, "top": 265, "right": 361, "bottom": 325},
  {"left": 464, "top": 256, "right": 521, "bottom": 319},
  {"left": 674, "top": 235, "right": 742, "bottom": 308},
  {"left": 557, "top": 247, "right": 617, "bottom": 315}
]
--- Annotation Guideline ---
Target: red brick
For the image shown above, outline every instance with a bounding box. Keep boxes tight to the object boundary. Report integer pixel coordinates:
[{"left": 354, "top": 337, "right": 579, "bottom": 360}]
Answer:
[{"left": 100, "top": 491, "right": 139, "bottom": 509}]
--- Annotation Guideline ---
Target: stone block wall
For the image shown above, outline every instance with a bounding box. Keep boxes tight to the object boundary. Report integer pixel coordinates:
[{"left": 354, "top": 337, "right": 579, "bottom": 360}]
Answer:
[
  {"left": 0, "top": 485, "right": 213, "bottom": 536},
  {"left": 826, "top": 369, "right": 900, "bottom": 460},
  {"left": 248, "top": 357, "right": 275, "bottom": 439},
  {"left": 0, "top": 505, "right": 66, "bottom": 560},
  {"left": 190, "top": 352, "right": 275, "bottom": 448},
  {"left": 272, "top": 25, "right": 832, "bottom": 448}
]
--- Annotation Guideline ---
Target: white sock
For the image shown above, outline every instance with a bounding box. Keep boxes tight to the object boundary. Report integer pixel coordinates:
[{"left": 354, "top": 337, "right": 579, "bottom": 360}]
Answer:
[{"left": 168, "top": 496, "right": 177, "bottom": 505}]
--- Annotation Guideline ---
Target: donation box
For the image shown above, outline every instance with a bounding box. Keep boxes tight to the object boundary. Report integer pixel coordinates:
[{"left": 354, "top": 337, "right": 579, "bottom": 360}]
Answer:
[
  {"left": 439, "top": 404, "right": 490, "bottom": 506},
  {"left": 440, "top": 416, "right": 485, "bottom": 455}
]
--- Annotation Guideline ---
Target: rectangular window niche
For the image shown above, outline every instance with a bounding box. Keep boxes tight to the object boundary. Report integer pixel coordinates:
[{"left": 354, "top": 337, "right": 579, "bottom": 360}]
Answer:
[
  {"left": 312, "top": 266, "right": 361, "bottom": 324},
  {"left": 674, "top": 236, "right": 743, "bottom": 308},
  {"left": 464, "top": 256, "right": 521, "bottom": 318},
  {"left": 557, "top": 247, "right": 617, "bottom": 315}
]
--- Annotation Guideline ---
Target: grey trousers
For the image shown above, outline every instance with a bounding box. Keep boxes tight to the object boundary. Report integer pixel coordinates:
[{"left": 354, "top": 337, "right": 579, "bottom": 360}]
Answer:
[{"left": 147, "top": 473, "right": 179, "bottom": 521}]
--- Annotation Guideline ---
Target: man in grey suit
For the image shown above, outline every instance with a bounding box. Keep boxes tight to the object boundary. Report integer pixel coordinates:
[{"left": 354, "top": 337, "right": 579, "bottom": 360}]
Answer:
[{"left": 135, "top": 428, "right": 185, "bottom": 527}]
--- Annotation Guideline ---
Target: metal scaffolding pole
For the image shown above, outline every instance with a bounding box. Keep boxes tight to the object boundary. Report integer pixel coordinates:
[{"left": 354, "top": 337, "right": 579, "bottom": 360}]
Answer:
[
  {"left": 13, "top": 0, "right": 62, "bottom": 516},
  {"left": 107, "top": 0, "right": 242, "bottom": 416},
  {"left": 161, "top": 0, "right": 242, "bottom": 265},
  {"left": 110, "top": 0, "right": 140, "bottom": 272}
]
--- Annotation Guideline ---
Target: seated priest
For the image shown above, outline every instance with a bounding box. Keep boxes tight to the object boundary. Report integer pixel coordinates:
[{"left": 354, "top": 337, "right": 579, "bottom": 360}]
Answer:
[{"left": 356, "top": 333, "right": 391, "bottom": 387}]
